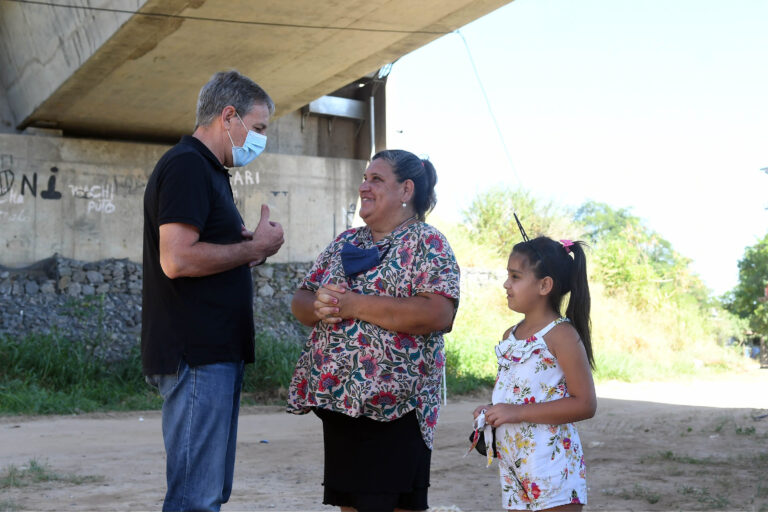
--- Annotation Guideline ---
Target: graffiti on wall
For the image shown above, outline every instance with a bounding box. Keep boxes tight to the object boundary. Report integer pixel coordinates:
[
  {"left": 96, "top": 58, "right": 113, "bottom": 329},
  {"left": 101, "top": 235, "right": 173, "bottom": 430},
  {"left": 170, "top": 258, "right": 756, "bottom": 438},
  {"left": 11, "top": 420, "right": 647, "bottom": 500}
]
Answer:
[
  {"left": 230, "top": 169, "right": 260, "bottom": 209},
  {"left": 68, "top": 182, "right": 116, "bottom": 214},
  {"left": 0, "top": 155, "right": 276, "bottom": 224},
  {"left": 0, "top": 155, "right": 64, "bottom": 222},
  {"left": 0, "top": 154, "right": 128, "bottom": 219}
]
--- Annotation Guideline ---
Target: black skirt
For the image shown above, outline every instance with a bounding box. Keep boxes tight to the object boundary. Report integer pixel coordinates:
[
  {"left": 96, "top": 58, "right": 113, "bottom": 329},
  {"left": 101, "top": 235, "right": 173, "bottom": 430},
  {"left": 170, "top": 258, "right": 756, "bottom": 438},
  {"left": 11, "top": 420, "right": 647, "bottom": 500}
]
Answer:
[{"left": 313, "top": 408, "right": 431, "bottom": 512}]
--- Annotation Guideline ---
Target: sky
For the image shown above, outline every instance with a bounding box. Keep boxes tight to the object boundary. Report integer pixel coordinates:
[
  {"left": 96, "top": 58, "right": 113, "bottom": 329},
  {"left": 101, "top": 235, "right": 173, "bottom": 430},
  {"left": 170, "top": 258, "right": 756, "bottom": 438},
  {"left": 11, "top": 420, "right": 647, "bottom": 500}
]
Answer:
[{"left": 385, "top": 0, "right": 768, "bottom": 296}]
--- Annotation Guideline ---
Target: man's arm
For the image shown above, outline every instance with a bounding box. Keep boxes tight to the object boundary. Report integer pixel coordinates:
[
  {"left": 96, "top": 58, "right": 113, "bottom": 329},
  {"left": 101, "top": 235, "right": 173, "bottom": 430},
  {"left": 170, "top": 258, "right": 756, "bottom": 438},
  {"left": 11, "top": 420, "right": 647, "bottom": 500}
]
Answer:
[{"left": 160, "top": 204, "right": 284, "bottom": 279}]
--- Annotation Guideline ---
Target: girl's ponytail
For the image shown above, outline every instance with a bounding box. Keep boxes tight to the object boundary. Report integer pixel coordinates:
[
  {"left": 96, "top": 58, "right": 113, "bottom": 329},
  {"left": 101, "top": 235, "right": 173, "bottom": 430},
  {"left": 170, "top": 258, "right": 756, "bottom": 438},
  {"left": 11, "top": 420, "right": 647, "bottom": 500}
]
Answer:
[{"left": 565, "top": 241, "right": 594, "bottom": 369}]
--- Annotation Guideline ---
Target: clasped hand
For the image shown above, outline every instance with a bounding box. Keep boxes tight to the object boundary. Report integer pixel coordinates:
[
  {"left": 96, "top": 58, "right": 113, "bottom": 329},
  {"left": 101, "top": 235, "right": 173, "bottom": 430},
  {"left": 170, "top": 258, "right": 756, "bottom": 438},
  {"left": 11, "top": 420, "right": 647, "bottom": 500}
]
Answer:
[{"left": 314, "top": 282, "right": 357, "bottom": 324}]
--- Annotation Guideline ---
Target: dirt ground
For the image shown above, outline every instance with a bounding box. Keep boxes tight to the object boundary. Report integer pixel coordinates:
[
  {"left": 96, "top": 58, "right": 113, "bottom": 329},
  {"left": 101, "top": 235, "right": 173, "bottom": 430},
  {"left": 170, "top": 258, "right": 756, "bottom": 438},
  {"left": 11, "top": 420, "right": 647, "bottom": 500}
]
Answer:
[{"left": 2, "top": 367, "right": 767, "bottom": 512}]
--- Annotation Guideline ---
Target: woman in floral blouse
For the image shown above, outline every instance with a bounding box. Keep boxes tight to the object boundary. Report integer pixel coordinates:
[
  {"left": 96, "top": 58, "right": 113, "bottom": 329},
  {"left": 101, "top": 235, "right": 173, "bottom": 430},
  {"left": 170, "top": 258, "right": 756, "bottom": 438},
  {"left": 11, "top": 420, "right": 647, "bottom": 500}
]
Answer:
[{"left": 287, "top": 149, "right": 460, "bottom": 512}]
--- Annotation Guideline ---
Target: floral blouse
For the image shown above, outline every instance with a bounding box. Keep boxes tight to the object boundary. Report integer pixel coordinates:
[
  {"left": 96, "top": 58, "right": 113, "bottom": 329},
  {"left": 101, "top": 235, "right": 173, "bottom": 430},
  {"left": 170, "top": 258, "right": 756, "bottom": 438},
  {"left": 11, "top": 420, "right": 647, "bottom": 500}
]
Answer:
[{"left": 286, "top": 221, "right": 460, "bottom": 448}]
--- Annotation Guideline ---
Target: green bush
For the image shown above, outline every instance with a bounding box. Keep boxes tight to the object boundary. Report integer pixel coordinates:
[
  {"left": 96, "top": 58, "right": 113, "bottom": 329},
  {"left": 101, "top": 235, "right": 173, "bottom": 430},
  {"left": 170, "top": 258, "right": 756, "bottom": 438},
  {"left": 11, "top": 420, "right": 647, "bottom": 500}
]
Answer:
[
  {"left": 0, "top": 333, "right": 160, "bottom": 415},
  {"left": 243, "top": 332, "right": 303, "bottom": 396}
]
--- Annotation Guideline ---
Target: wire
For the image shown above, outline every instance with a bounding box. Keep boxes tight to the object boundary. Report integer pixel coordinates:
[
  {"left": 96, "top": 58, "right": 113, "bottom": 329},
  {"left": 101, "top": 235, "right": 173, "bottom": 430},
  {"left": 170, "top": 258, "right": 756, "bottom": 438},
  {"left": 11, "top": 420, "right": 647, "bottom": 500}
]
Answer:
[
  {"left": 2, "top": 0, "right": 451, "bottom": 35},
  {"left": 455, "top": 29, "right": 520, "bottom": 185},
  {"left": 456, "top": 29, "right": 531, "bottom": 241}
]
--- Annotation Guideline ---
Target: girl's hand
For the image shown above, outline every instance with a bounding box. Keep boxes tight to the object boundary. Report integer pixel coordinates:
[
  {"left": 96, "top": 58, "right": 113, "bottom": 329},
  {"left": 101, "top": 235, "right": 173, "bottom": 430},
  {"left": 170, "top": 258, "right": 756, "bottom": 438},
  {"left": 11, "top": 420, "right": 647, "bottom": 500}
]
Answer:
[
  {"left": 473, "top": 404, "right": 491, "bottom": 419},
  {"left": 484, "top": 403, "right": 524, "bottom": 427}
]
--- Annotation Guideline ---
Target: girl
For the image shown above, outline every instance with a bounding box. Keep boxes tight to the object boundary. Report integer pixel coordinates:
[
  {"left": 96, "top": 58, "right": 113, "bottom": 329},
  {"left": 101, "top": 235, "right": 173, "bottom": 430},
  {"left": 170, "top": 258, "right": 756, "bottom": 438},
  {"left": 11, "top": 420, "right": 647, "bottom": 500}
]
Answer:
[{"left": 473, "top": 237, "right": 596, "bottom": 511}]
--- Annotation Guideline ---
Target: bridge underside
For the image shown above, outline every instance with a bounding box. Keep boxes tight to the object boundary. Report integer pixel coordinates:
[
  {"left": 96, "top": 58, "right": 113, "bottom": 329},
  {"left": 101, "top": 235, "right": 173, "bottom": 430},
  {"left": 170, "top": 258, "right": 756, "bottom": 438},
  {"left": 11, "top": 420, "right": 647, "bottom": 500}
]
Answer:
[{"left": 0, "top": 0, "right": 510, "bottom": 143}]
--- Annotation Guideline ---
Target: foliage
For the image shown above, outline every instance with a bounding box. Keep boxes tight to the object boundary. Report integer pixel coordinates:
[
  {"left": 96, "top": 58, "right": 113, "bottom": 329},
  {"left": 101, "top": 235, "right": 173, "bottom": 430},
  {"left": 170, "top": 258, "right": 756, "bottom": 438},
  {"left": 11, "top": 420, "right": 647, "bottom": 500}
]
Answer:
[
  {"left": 444, "top": 186, "right": 752, "bottom": 396},
  {"left": 461, "top": 188, "right": 573, "bottom": 257},
  {"left": 443, "top": 271, "right": 518, "bottom": 393},
  {"left": 0, "top": 332, "right": 160, "bottom": 415},
  {"left": 576, "top": 200, "right": 711, "bottom": 310},
  {"left": 0, "top": 459, "right": 102, "bottom": 489},
  {"left": 724, "top": 232, "right": 768, "bottom": 336},
  {"left": 242, "top": 332, "right": 303, "bottom": 400}
]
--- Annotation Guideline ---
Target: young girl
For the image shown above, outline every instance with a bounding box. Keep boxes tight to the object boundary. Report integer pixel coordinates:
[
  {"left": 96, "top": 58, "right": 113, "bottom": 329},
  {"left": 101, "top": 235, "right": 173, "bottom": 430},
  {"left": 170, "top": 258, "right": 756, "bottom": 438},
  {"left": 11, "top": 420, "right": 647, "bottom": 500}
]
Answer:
[{"left": 473, "top": 236, "right": 596, "bottom": 511}]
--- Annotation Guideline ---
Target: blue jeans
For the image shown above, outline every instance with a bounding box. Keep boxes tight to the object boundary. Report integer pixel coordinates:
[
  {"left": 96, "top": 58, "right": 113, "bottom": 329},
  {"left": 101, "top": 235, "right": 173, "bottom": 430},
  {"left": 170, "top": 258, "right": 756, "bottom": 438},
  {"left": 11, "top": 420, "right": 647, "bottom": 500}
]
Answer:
[{"left": 150, "top": 360, "right": 244, "bottom": 512}]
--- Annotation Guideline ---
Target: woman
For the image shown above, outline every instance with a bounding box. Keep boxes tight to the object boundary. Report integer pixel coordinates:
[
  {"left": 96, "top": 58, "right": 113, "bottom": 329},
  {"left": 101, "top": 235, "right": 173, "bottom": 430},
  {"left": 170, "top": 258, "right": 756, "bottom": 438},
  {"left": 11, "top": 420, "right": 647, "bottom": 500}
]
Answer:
[{"left": 287, "top": 149, "right": 460, "bottom": 512}]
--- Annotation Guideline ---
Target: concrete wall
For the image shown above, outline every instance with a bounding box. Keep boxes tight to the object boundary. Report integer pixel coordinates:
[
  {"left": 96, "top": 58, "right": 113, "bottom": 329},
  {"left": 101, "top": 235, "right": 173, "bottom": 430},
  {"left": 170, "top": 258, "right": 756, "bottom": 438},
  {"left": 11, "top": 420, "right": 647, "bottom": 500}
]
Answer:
[
  {"left": 0, "top": 132, "right": 363, "bottom": 266},
  {"left": 0, "top": 86, "right": 14, "bottom": 134}
]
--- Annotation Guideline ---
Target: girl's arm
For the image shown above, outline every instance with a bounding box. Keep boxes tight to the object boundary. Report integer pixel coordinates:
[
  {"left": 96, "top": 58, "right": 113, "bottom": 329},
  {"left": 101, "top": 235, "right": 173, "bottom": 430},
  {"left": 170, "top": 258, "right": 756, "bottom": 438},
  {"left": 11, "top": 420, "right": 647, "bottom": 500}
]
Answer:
[
  {"left": 484, "top": 323, "right": 597, "bottom": 426},
  {"left": 319, "top": 283, "right": 455, "bottom": 335}
]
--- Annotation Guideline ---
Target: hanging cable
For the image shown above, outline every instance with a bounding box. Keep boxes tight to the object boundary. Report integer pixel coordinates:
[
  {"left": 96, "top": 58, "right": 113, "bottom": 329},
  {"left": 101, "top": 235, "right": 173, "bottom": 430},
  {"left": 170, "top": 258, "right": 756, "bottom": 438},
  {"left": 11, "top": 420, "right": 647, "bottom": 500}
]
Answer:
[
  {"left": 455, "top": 29, "right": 534, "bottom": 245},
  {"left": 2, "top": 0, "right": 450, "bottom": 34},
  {"left": 455, "top": 29, "right": 520, "bottom": 184}
]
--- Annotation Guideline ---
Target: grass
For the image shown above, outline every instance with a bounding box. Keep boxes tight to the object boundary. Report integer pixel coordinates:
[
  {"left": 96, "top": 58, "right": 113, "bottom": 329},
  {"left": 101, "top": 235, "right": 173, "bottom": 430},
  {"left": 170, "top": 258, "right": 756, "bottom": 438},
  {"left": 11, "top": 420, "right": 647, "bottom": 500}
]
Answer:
[
  {"left": 678, "top": 486, "right": 731, "bottom": 509},
  {"left": 605, "top": 483, "right": 661, "bottom": 504},
  {"left": 444, "top": 272, "right": 516, "bottom": 394},
  {"left": 0, "top": 459, "right": 102, "bottom": 489},
  {"left": 0, "top": 328, "right": 304, "bottom": 415},
  {"left": 242, "top": 332, "right": 304, "bottom": 404},
  {"left": 0, "top": 332, "right": 161, "bottom": 415},
  {"left": 735, "top": 425, "right": 756, "bottom": 435},
  {"left": 0, "top": 502, "right": 18, "bottom": 512},
  {"left": 627, "top": 448, "right": 767, "bottom": 510},
  {"left": 643, "top": 450, "right": 715, "bottom": 465}
]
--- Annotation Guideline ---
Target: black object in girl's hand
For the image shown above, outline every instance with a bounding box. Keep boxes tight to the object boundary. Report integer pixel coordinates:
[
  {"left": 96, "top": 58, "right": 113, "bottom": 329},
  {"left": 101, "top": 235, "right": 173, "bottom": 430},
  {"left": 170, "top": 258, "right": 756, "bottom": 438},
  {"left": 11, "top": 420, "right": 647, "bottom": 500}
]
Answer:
[{"left": 468, "top": 428, "right": 498, "bottom": 457}]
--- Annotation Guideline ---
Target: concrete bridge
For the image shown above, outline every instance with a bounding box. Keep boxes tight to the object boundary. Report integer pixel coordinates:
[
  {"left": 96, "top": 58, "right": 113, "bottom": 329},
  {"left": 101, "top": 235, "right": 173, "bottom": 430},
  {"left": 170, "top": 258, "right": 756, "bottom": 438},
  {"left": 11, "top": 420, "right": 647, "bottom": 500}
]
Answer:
[{"left": 0, "top": 0, "right": 511, "bottom": 265}]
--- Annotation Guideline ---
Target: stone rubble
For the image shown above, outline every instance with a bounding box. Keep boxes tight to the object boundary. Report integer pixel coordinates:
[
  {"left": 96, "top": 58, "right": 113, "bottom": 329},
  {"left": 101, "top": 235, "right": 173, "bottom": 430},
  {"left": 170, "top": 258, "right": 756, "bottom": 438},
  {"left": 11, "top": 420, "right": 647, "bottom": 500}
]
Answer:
[
  {"left": 0, "top": 255, "right": 312, "bottom": 362},
  {"left": 1, "top": 255, "right": 497, "bottom": 363}
]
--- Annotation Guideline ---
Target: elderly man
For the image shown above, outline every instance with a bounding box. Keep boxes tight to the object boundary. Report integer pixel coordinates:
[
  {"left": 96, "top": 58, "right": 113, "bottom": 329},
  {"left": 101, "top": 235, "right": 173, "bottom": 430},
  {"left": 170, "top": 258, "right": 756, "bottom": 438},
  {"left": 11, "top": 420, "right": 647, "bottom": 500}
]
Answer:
[{"left": 142, "top": 70, "right": 284, "bottom": 512}]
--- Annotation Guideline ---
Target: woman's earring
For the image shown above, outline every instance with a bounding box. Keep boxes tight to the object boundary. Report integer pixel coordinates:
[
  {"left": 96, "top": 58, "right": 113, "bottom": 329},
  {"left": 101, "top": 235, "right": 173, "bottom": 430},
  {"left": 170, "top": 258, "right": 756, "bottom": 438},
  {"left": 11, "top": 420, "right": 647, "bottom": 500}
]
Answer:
[{"left": 402, "top": 202, "right": 407, "bottom": 208}]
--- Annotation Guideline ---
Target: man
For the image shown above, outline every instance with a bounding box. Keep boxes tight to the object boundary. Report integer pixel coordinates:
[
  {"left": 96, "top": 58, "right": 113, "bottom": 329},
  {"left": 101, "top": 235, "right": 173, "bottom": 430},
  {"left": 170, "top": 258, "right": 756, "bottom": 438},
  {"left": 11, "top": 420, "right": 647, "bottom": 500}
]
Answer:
[{"left": 142, "top": 70, "right": 284, "bottom": 512}]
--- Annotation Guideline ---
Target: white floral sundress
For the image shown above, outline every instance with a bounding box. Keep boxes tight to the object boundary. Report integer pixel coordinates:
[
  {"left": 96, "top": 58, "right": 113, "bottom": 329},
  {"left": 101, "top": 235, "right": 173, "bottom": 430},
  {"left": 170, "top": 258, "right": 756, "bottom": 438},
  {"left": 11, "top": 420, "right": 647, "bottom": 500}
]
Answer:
[{"left": 491, "top": 317, "right": 587, "bottom": 510}]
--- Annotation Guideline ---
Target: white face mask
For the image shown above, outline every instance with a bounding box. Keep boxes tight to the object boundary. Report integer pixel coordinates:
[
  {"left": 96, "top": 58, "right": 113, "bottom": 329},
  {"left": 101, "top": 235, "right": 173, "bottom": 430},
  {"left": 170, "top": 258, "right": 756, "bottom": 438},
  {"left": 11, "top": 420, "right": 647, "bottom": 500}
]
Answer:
[{"left": 227, "top": 112, "right": 267, "bottom": 167}]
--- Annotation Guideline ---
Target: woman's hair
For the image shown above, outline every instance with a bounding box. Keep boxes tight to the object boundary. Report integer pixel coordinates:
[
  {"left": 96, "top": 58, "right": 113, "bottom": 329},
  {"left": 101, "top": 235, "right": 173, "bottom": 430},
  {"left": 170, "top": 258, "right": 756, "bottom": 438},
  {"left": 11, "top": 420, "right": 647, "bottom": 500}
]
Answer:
[
  {"left": 511, "top": 236, "right": 594, "bottom": 368},
  {"left": 371, "top": 149, "right": 437, "bottom": 221},
  {"left": 195, "top": 70, "right": 275, "bottom": 129}
]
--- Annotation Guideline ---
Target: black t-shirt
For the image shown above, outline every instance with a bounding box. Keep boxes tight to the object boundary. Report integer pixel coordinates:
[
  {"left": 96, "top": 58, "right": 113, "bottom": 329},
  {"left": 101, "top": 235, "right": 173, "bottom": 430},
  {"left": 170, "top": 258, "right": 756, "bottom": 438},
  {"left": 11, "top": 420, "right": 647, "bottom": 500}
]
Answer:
[{"left": 141, "top": 135, "right": 255, "bottom": 375}]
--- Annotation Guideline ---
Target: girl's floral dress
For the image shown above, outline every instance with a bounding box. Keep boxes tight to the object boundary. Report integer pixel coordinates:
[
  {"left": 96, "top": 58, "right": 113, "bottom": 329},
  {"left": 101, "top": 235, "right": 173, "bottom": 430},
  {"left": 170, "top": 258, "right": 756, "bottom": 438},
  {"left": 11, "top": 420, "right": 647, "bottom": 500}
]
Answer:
[
  {"left": 491, "top": 317, "right": 587, "bottom": 510},
  {"left": 286, "top": 221, "right": 460, "bottom": 449}
]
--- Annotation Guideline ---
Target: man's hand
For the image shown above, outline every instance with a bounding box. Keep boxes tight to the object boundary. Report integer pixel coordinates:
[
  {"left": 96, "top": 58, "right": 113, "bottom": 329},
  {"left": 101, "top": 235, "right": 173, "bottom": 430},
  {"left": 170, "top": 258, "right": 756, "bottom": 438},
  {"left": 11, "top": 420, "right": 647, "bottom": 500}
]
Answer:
[{"left": 248, "top": 204, "right": 284, "bottom": 265}]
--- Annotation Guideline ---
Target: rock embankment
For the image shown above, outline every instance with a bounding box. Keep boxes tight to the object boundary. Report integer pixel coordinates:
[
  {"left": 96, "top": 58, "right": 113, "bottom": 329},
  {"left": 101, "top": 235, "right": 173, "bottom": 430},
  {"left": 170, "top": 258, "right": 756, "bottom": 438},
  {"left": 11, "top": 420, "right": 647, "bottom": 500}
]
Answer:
[{"left": 0, "top": 255, "right": 311, "bottom": 361}]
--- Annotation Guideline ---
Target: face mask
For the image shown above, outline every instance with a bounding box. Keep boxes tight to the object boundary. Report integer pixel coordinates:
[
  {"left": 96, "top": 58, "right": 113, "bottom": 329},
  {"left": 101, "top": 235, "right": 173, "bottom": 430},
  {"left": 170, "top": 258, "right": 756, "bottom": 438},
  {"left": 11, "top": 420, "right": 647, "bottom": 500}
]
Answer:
[{"left": 227, "top": 112, "right": 267, "bottom": 167}]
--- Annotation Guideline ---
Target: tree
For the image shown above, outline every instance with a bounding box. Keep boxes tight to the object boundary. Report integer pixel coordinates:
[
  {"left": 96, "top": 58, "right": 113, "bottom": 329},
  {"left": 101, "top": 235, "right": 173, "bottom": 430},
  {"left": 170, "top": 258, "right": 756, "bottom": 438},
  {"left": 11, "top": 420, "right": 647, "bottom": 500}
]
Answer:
[
  {"left": 462, "top": 187, "right": 572, "bottom": 256},
  {"left": 725, "top": 233, "right": 768, "bottom": 336},
  {"left": 575, "top": 200, "right": 709, "bottom": 307}
]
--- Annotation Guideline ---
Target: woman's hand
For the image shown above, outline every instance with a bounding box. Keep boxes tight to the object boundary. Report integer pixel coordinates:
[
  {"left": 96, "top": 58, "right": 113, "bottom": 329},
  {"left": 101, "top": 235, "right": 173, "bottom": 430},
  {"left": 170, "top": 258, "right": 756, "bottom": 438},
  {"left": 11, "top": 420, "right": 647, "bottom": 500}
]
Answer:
[
  {"left": 484, "top": 403, "right": 524, "bottom": 427},
  {"left": 314, "top": 282, "right": 348, "bottom": 324},
  {"left": 301, "top": 283, "right": 454, "bottom": 335}
]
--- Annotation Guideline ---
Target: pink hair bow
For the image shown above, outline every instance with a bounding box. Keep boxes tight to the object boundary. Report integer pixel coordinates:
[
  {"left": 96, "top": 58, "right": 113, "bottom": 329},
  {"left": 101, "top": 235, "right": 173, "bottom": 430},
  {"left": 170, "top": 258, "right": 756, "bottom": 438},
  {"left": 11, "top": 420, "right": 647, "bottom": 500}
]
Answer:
[{"left": 560, "top": 239, "right": 574, "bottom": 253}]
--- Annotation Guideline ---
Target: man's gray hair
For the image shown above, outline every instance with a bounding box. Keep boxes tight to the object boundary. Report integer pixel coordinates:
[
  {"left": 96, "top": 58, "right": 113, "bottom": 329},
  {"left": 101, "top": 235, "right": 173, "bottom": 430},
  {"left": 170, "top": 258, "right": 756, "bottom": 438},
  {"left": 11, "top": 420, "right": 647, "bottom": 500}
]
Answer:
[{"left": 195, "top": 70, "right": 275, "bottom": 128}]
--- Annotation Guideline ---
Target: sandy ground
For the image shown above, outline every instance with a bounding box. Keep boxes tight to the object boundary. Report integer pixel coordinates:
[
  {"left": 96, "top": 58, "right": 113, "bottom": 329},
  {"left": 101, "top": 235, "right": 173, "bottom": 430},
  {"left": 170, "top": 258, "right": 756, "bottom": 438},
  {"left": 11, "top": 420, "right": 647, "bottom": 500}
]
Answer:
[{"left": 2, "top": 367, "right": 767, "bottom": 512}]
